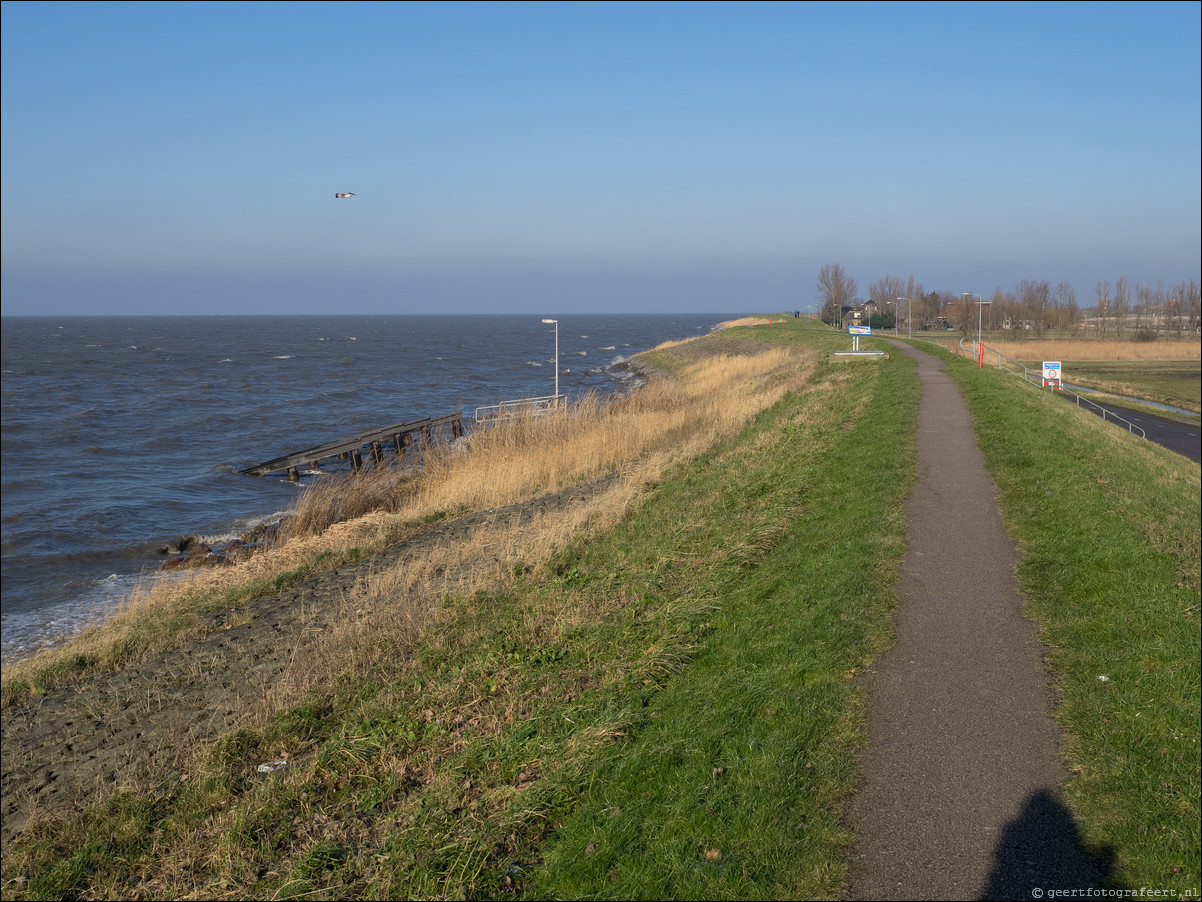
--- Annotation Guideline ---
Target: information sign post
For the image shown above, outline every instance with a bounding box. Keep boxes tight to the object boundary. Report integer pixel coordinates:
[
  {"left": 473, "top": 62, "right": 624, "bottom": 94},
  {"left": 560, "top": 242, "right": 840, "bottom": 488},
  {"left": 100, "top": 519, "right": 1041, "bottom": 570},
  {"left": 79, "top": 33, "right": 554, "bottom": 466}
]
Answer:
[
  {"left": 849, "top": 324, "right": 871, "bottom": 352},
  {"left": 1043, "top": 361, "right": 1062, "bottom": 390}
]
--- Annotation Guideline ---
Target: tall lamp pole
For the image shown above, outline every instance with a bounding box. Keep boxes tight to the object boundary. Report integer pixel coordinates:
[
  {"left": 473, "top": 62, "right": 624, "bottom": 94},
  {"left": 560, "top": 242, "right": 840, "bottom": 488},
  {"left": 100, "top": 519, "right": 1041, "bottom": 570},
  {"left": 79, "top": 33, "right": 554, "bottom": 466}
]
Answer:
[
  {"left": 897, "top": 297, "right": 912, "bottom": 339},
  {"left": 541, "top": 318, "right": 559, "bottom": 403},
  {"left": 962, "top": 292, "right": 985, "bottom": 365}
]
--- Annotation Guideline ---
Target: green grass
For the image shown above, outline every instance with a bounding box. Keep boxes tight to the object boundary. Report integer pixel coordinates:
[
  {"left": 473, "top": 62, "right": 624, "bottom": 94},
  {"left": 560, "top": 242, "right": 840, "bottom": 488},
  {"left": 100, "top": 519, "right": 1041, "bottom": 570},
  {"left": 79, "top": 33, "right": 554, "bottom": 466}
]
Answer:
[
  {"left": 527, "top": 337, "right": 916, "bottom": 898},
  {"left": 0, "top": 320, "right": 919, "bottom": 900},
  {"left": 9, "top": 320, "right": 1194, "bottom": 899},
  {"left": 935, "top": 344, "right": 1201, "bottom": 893}
]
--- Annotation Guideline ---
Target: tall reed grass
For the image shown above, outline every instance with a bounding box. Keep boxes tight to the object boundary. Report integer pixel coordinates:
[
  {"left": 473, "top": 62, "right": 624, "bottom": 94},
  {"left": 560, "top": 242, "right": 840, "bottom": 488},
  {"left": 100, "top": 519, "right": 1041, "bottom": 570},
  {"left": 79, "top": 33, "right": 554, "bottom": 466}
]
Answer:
[
  {"left": 282, "top": 346, "right": 809, "bottom": 539},
  {"left": 941, "top": 337, "right": 1201, "bottom": 362},
  {"left": 1, "top": 341, "right": 816, "bottom": 704},
  {"left": 251, "top": 345, "right": 817, "bottom": 715}
]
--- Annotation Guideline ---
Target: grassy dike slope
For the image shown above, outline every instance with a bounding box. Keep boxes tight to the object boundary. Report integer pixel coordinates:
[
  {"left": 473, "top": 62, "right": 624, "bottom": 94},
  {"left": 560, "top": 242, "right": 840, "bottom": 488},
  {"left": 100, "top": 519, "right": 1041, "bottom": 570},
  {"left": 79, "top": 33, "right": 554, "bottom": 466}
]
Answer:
[
  {"left": 937, "top": 343, "right": 1201, "bottom": 895},
  {"left": 526, "top": 330, "right": 916, "bottom": 899},
  {"left": 1, "top": 319, "right": 918, "bottom": 900},
  {"left": 6, "top": 320, "right": 1195, "bottom": 900}
]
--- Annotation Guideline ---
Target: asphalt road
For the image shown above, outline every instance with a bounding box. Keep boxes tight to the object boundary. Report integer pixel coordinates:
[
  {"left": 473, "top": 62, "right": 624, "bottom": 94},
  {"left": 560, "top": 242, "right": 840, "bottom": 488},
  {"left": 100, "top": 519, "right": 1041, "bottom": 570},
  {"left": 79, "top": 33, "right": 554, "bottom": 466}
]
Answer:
[{"left": 1060, "top": 395, "right": 1201, "bottom": 462}]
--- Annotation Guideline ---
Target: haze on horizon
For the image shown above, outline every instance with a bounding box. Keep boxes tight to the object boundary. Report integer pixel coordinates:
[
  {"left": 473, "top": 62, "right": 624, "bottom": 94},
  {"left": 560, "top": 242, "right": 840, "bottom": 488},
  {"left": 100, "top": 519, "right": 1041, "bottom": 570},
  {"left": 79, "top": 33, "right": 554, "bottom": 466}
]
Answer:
[{"left": 2, "top": 1, "right": 1199, "bottom": 317}]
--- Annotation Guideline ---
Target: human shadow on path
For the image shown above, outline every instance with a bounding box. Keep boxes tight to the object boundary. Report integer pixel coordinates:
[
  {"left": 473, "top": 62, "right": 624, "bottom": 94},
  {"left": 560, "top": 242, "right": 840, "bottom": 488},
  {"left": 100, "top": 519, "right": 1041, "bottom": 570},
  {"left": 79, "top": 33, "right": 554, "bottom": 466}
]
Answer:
[{"left": 980, "top": 791, "right": 1117, "bottom": 900}]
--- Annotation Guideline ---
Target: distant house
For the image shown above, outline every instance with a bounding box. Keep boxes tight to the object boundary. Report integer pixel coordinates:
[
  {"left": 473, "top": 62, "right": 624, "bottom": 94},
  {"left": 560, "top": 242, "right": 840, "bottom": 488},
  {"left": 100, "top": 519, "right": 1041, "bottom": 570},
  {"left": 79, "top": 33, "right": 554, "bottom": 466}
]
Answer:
[
  {"left": 839, "top": 303, "right": 864, "bottom": 327},
  {"left": 1002, "top": 317, "right": 1038, "bottom": 331}
]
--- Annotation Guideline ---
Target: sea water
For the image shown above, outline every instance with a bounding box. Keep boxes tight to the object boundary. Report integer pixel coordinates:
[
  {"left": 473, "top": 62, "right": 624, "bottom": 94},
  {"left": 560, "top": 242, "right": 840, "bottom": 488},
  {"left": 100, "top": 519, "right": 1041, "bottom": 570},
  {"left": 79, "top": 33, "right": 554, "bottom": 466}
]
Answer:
[{"left": 1, "top": 313, "right": 735, "bottom": 658}]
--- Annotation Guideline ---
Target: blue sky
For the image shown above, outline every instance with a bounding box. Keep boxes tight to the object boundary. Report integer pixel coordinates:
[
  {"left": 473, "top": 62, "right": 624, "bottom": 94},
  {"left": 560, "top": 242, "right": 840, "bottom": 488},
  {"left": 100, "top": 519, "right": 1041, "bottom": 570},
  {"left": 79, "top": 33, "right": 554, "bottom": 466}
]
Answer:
[{"left": 2, "top": 0, "right": 1199, "bottom": 315}]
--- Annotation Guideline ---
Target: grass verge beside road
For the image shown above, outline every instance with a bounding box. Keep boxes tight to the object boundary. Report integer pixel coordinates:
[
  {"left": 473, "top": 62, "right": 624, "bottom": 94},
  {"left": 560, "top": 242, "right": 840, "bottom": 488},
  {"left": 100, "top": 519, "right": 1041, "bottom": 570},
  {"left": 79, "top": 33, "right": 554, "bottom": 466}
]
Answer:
[
  {"left": 1055, "top": 359, "right": 1201, "bottom": 414},
  {"left": 527, "top": 340, "right": 915, "bottom": 898},
  {"left": 937, "top": 345, "right": 1201, "bottom": 894}
]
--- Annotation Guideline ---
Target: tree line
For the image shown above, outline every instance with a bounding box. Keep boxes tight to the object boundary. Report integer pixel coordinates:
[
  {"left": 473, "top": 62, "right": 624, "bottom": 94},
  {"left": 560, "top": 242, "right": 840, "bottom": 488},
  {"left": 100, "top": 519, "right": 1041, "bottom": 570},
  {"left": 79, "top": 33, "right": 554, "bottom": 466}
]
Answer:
[{"left": 815, "top": 264, "right": 1201, "bottom": 338}]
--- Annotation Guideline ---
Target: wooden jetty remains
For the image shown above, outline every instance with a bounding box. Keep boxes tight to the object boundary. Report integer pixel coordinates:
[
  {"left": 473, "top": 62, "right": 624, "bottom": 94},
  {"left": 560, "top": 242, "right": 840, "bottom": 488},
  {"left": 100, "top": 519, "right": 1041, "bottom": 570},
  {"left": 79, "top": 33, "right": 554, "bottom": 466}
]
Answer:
[{"left": 241, "top": 412, "right": 464, "bottom": 481}]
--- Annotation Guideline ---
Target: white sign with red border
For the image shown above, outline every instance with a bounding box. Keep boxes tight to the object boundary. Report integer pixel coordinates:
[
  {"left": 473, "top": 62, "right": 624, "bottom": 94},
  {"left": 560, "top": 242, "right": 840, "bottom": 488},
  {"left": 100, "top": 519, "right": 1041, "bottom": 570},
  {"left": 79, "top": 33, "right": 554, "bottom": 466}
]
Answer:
[{"left": 1043, "top": 361, "right": 1062, "bottom": 389}]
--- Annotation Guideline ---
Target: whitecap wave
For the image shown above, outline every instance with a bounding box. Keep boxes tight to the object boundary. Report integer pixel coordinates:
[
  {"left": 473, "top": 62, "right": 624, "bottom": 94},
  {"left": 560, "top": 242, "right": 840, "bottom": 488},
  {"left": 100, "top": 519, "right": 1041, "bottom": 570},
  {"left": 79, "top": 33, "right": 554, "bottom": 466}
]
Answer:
[
  {"left": 1, "top": 574, "right": 143, "bottom": 660},
  {"left": 197, "top": 509, "right": 291, "bottom": 545}
]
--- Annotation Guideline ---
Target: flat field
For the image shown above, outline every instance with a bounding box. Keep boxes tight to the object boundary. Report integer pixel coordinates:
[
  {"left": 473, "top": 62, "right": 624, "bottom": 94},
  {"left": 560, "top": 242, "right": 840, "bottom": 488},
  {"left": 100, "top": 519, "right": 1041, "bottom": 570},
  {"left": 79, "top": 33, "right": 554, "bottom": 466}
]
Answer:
[{"left": 928, "top": 337, "right": 1202, "bottom": 412}]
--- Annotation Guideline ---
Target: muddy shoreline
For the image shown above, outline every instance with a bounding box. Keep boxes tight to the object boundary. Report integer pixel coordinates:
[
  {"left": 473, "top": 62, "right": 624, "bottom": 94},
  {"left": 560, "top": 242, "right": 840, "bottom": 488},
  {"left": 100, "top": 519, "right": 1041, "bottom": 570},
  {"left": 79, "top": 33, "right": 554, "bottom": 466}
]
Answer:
[
  {"left": 0, "top": 475, "right": 621, "bottom": 848},
  {"left": 0, "top": 328, "right": 759, "bottom": 850}
]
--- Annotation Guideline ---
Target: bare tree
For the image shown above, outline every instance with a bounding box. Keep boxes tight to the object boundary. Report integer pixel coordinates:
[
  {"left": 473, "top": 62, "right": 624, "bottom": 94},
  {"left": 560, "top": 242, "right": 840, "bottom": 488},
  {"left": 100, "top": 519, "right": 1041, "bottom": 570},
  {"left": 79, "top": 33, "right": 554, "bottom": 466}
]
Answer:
[
  {"left": 911, "top": 291, "right": 944, "bottom": 330},
  {"left": 1027, "top": 280, "right": 1050, "bottom": 334},
  {"left": 1135, "top": 282, "right": 1151, "bottom": 333},
  {"left": 869, "top": 275, "right": 905, "bottom": 305},
  {"left": 994, "top": 288, "right": 1019, "bottom": 337},
  {"left": 817, "top": 264, "right": 857, "bottom": 326},
  {"left": 1053, "top": 282, "right": 1078, "bottom": 332},
  {"left": 899, "top": 277, "right": 924, "bottom": 334},
  {"left": 1184, "top": 280, "right": 1201, "bottom": 335},
  {"left": 1096, "top": 281, "right": 1112, "bottom": 339},
  {"left": 869, "top": 275, "right": 906, "bottom": 331},
  {"left": 1113, "top": 277, "right": 1130, "bottom": 339},
  {"left": 946, "top": 295, "right": 977, "bottom": 335},
  {"left": 905, "top": 276, "right": 924, "bottom": 306}
]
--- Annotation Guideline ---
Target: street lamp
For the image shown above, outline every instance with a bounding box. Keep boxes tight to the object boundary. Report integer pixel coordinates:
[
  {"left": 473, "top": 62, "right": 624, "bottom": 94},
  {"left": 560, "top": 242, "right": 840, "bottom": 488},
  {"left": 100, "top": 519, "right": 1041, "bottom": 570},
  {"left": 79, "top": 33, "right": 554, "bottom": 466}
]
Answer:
[
  {"left": 962, "top": 292, "right": 985, "bottom": 347},
  {"left": 897, "top": 297, "right": 912, "bottom": 339},
  {"left": 962, "top": 292, "right": 992, "bottom": 367},
  {"left": 541, "top": 318, "right": 559, "bottom": 403}
]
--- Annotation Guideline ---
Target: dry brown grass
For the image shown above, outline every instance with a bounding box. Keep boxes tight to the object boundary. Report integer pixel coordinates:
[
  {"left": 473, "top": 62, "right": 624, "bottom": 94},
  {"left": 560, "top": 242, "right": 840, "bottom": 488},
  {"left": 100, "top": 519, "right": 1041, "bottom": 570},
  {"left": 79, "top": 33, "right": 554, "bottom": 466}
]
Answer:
[
  {"left": 261, "top": 348, "right": 817, "bottom": 714},
  {"left": 1, "top": 341, "right": 818, "bottom": 703},
  {"left": 714, "top": 315, "right": 781, "bottom": 330},
  {"left": 259, "top": 471, "right": 650, "bottom": 717},
  {"left": 275, "top": 346, "right": 812, "bottom": 540},
  {"left": 276, "top": 460, "right": 421, "bottom": 541},
  {"left": 938, "top": 337, "right": 1201, "bottom": 362}
]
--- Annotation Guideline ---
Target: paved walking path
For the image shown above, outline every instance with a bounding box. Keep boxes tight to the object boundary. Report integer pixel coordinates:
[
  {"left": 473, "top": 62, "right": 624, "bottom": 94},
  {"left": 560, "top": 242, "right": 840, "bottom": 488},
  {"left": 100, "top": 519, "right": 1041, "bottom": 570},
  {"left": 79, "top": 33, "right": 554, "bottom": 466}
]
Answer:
[{"left": 844, "top": 342, "right": 1108, "bottom": 900}]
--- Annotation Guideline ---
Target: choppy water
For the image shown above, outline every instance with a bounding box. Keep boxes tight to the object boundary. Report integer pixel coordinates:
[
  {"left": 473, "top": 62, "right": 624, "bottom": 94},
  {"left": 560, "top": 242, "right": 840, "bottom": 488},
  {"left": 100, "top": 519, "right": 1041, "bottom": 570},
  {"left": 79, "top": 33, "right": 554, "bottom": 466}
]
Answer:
[{"left": 1, "top": 313, "right": 733, "bottom": 658}]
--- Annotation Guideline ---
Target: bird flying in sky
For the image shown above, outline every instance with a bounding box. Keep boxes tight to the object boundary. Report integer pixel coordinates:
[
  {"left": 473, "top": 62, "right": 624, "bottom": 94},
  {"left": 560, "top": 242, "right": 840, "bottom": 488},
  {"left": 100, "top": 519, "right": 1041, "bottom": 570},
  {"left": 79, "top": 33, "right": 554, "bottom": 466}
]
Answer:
[{"left": 334, "top": 192, "right": 356, "bottom": 198}]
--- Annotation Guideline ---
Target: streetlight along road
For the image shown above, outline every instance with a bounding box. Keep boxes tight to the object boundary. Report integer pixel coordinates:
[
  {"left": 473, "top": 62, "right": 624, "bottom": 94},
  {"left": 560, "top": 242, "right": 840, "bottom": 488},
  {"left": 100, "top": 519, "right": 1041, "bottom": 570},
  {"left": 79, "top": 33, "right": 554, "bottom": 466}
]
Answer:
[
  {"left": 541, "top": 318, "right": 559, "bottom": 404},
  {"left": 962, "top": 292, "right": 988, "bottom": 365}
]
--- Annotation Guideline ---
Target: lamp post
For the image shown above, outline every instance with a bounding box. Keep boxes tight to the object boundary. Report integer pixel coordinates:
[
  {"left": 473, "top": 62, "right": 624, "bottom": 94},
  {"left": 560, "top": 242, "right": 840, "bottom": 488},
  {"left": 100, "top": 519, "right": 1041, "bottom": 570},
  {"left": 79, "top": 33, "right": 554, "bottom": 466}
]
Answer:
[
  {"left": 541, "top": 318, "right": 559, "bottom": 404},
  {"left": 897, "top": 297, "right": 912, "bottom": 339},
  {"left": 962, "top": 292, "right": 988, "bottom": 366}
]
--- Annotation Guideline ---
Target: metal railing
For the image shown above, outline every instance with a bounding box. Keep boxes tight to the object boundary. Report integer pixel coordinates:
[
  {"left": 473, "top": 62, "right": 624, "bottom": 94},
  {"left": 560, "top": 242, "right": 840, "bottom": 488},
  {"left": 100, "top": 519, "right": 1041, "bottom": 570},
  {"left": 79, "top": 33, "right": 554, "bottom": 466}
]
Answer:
[
  {"left": 958, "top": 339, "right": 1146, "bottom": 438},
  {"left": 474, "top": 394, "right": 565, "bottom": 422}
]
